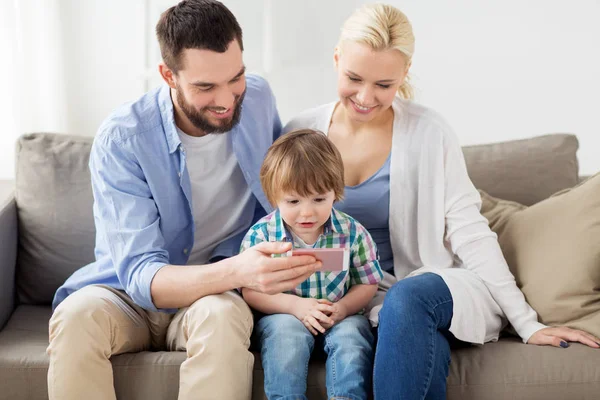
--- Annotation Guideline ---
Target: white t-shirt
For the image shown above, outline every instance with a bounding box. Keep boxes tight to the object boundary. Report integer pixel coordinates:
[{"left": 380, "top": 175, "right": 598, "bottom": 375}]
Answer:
[{"left": 177, "top": 127, "right": 254, "bottom": 265}]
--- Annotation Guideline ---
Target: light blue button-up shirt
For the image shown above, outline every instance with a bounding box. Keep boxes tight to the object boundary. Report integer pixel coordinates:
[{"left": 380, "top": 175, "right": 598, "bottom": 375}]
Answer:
[{"left": 52, "top": 75, "right": 281, "bottom": 312}]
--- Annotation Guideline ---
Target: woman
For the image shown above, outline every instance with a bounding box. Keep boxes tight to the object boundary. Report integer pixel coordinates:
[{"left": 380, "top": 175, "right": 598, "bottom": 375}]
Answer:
[{"left": 284, "top": 4, "right": 600, "bottom": 399}]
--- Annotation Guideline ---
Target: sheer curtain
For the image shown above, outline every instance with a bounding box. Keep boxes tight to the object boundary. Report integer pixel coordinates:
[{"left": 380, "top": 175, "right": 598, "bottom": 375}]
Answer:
[{"left": 0, "top": 0, "right": 68, "bottom": 180}]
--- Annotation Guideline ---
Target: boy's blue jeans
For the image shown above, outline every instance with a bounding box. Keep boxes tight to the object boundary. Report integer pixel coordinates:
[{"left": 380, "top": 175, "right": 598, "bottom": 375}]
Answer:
[
  {"left": 255, "top": 313, "right": 374, "bottom": 400},
  {"left": 373, "top": 273, "right": 456, "bottom": 400}
]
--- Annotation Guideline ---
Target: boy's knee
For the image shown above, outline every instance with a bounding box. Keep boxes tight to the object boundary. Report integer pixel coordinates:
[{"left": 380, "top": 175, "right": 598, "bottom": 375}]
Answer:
[
  {"left": 257, "top": 314, "right": 311, "bottom": 341},
  {"left": 329, "top": 316, "right": 373, "bottom": 343}
]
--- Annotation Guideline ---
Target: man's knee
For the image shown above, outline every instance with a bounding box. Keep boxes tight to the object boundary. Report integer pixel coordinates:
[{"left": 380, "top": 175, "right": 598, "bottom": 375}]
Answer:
[
  {"left": 186, "top": 291, "right": 252, "bottom": 332},
  {"left": 50, "top": 286, "right": 115, "bottom": 337}
]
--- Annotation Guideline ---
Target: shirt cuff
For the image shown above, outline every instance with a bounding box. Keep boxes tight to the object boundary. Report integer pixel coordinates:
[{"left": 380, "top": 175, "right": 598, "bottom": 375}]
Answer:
[
  {"left": 517, "top": 320, "right": 548, "bottom": 344},
  {"left": 138, "top": 260, "right": 178, "bottom": 314}
]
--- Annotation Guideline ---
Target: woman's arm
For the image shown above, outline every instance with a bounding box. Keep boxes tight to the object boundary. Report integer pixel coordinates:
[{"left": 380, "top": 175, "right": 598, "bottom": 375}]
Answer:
[{"left": 442, "top": 126, "right": 599, "bottom": 347}]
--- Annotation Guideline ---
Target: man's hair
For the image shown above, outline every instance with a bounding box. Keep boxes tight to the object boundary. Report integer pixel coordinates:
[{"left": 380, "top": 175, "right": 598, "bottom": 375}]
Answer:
[
  {"left": 156, "top": 0, "right": 243, "bottom": 73},
  {"left": 260, "top": 129, "right": 345, "bottom": 206}
]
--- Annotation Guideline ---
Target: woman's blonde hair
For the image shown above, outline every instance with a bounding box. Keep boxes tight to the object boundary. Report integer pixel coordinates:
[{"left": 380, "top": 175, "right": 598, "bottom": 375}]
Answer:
[
  {"left": 260, "top": 129, "right": 345, "bottom": 206},
  {"left": 338, "top": 3, "right": 415, "bottom": 100}
]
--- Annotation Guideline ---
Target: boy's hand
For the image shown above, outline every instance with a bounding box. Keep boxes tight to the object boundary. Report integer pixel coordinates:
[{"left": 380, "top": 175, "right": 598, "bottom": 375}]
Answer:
[
  {"left": 291, "top": 297, "right": 335, "bottom": 335},
  {"left": 319, "top": 299, "right": 349, "bottom": 330}
]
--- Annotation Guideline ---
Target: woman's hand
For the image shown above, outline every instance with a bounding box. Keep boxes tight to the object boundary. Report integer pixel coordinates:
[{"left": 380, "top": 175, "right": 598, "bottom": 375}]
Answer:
[
  {"left": 291, "top": 297, "right": 335, "bottom": 335},
  {"left": 527, "top": 326, "right": 600, "bottom": 348}
]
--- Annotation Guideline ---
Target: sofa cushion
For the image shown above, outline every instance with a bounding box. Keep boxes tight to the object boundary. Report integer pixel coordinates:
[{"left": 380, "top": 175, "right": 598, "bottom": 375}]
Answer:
[
  {"left": 480, "top": 173, "right": 600, "bottom": 337},
  {"left": 2, "top": 306, "right": 598, "bottom": 400},
  {"left": 463, "top": 134, "right": 579, "bottom": 206},
  {"left": 15, "top": 133, "right": 96, "bottom": 305}
]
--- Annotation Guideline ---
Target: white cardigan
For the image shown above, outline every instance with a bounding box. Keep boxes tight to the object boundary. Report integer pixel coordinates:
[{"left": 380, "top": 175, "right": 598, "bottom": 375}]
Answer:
[{"left": 284, "top": 98, "right": 546, "bottom": 344}]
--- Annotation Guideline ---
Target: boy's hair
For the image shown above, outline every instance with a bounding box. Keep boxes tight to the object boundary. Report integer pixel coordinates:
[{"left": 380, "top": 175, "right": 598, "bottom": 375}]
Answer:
[
  {"left": 156, "top": 0, "right": 243, "bottom": 73},
  {"left": 260, "top": 129, "right": 345, "bottom": 206}
]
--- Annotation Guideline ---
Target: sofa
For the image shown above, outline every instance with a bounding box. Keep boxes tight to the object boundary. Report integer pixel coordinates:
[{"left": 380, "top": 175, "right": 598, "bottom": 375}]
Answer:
[{"left": 0, "top": 132, "right": 598, "bottom": 400}]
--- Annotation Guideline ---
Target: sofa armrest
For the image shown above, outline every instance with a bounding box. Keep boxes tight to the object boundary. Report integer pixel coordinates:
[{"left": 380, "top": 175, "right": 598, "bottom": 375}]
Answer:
[{"left": 0, "top": 188, "right": 17, "bottom": 330}]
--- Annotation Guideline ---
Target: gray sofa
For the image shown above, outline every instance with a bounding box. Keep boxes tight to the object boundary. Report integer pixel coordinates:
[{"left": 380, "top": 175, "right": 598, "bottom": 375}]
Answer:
[{"left": 0, "top": 132, "right": 598, "bottom": 400}]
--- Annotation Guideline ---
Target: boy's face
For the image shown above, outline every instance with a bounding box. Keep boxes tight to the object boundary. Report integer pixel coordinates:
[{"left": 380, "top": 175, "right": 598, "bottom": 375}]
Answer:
[{"left": 277, "top": 190, "right": 336, "bottom": 243}]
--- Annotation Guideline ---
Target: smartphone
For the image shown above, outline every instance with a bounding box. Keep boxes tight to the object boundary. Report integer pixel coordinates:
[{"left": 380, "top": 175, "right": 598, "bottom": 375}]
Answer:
[{"left": 291, "top": 248, "right": 349, "bottom": 272}]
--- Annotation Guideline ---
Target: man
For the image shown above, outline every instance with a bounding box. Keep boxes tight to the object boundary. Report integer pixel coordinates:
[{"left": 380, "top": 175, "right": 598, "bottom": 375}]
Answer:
[{"left": 46, "top": 1, "right": 320, "bottom": 399}]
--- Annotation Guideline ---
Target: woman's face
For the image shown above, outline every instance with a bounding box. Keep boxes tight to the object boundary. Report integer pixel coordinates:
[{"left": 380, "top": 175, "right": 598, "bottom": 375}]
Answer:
[{"left": 335, "top": 41, "right": 409, "bottom": 123}]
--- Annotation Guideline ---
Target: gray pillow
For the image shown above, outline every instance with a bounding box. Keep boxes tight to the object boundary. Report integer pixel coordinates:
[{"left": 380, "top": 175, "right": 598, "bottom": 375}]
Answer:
[
  {"left": 15, "top": 133, "right": 96, "bottom": 305},
  {"left": 462, "top": 134, "right": 579, "bottom": 206}
]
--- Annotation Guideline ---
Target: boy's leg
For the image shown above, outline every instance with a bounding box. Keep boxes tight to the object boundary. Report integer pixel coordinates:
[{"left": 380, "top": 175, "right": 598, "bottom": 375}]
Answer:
[
  {"left": 166, "top": 290, "right": 254, "bottom": 400},
  {"left": 322, "top": 314, "right": 375, "bottom": 400},
  {"left": 255, "top": 313, "right": 315, "bottom": 400},
  {"left": 47, "top": 285, "right": 171, "bottom": 400}
]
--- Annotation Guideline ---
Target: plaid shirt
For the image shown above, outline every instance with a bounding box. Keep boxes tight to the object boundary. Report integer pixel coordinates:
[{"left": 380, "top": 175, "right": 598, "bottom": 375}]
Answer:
[{"left": 240, "top": 208, "right": 383, "bottom": 302}]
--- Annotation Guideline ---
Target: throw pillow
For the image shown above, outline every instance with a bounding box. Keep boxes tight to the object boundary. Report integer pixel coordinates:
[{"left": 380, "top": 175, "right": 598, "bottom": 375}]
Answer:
[{"left": 479, "top": 173, "right": 600, "bottom": 337}]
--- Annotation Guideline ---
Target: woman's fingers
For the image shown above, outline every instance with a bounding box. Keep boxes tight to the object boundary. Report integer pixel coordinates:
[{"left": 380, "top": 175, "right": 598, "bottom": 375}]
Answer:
[
  {"left": 531, "top": 327, "right": 600, "bottom": 349},
  {"left": 543, "top": 327, "right": 598, "bottom": 347}
]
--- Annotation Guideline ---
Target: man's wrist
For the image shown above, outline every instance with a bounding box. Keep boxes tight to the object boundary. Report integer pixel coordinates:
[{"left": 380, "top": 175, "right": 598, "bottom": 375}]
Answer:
[{"left": 216, "top": 254, "right": 243, "bottom": 289}]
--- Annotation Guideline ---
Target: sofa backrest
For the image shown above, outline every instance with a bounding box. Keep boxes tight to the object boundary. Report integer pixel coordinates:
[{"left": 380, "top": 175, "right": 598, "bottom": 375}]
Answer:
[
  {"left": 13, "top": 132, "right": 580, "bottom": 305},
  {"left": 462, "top": 134, "right": 579, "bottom": 206},
  {"left": 15, "top": 134, "right": 95, "bottom": 305}
]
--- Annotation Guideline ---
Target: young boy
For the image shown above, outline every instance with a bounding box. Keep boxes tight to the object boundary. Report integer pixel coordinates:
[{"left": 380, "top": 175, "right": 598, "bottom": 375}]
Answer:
[{"left": 240, "top": 129, "right": 383, "bottom": 400}]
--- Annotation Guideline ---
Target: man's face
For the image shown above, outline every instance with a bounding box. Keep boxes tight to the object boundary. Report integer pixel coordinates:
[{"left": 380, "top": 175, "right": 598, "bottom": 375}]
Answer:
[{"left": 172, "top": 40, "right": 246, "bottom": 134}]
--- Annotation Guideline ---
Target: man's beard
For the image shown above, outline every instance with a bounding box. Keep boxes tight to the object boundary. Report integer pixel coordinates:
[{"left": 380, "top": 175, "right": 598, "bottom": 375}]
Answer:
[{"left": 175, "top": 84, "right": 245, "bottom": 134}]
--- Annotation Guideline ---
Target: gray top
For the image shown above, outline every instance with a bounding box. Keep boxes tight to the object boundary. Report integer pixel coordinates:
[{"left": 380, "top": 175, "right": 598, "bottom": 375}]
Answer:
[{"left": 335, "top": 155, "right": 393, "bottom": 272}]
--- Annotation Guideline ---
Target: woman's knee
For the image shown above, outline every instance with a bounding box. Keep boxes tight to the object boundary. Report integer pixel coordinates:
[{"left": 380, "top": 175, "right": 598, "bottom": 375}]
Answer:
[{"left": 380, "top": 273, "right": 445, "bottom": 319}]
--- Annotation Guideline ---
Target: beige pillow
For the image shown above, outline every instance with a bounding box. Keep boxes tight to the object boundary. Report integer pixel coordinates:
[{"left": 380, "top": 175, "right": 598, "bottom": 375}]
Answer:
[
  {"left": 479, "top": 173, "right": 600, "bottom": 337},
  {"left": 463, "top": 134, "right": 579, "bottom": 206}
]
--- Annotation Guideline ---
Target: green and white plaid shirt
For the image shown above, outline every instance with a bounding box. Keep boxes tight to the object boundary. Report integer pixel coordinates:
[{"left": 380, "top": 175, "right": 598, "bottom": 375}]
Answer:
[{"left": 240, "top": 208, "right": 383, "bottom": 302}]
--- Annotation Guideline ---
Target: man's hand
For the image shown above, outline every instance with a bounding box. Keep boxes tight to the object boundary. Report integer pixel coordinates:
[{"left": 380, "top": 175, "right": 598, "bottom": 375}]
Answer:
[
  {"left": 290, "top": 297, "right": 335, "bottom": 335},
  {"left": 319, "top": 299, "right": 348, "bottom": 330},
  {"left": 235, "top": 241, "right": 321, "bottom": 295}
]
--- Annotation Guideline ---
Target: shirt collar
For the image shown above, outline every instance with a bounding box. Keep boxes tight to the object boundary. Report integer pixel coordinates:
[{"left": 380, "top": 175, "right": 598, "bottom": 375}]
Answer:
[{"left": 158, "top": 84, "right": 182, "bottom": 154}]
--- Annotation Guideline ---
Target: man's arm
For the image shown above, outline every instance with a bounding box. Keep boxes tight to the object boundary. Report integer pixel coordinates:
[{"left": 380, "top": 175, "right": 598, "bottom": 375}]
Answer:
[
  {"left": 151, "top": 241, "right": 319, "bottom": 309},
  {"left": 91, "top": 136, "right": 320, "bottom": 311}
]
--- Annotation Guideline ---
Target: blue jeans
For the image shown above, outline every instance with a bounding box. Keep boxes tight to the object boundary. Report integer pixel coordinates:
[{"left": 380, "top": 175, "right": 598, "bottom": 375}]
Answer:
[
  {"left": 255, "top": 313, "right": 375, "bottom": 400},
  {"left": 374, "top": 273, "right": 455, "bottom": 400}
]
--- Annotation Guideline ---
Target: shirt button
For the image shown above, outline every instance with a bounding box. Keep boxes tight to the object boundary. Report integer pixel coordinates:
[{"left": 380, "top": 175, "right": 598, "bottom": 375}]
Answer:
[
  {"left": 178, "top": 172, "right": 181, "bottom": 177},
  {"left": 183, "top": 248, "right": 189, "bottom": 254}
]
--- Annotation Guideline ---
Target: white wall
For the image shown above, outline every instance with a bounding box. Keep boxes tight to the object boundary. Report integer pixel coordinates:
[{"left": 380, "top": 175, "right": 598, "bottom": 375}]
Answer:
[{"left": 2, "top": 0, "right": 599, "bottom": 178}]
